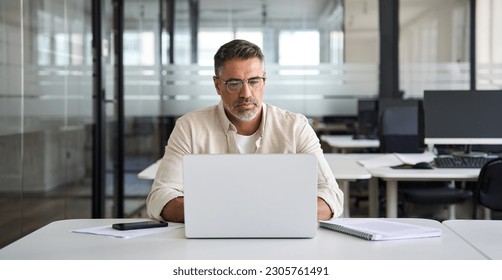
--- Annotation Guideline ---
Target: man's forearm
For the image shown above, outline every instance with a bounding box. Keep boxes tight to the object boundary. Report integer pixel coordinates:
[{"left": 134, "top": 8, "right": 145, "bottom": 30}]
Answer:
[{"left": 161, "top": 197, "right": 185, "bottom": 222}]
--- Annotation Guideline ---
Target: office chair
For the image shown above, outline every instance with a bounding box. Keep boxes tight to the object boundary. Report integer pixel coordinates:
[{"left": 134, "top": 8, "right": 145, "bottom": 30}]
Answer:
[
  {"left": 472, "top": 158, "right": 502, "bottom": 219},
  {"left": 379, "top": 105, "right": 472, "bottom": 219}
]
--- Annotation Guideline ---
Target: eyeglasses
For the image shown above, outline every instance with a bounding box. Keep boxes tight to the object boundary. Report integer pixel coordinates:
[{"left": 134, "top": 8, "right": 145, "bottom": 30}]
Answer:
[{"left": 216, "top": 77, "right": 266, "bottom": 93}]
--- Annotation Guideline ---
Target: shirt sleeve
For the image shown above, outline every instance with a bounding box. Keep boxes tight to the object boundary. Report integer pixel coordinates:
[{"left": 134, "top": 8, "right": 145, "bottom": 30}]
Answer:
[
  {"left": 316, "top": 151, "right": 345, "bottom": 218},
  {"left": 146, "top": 119, "right": 189, "bottom": 221},
  {"left": 296, "top": 116, "right": 344, "bottom": 218}
]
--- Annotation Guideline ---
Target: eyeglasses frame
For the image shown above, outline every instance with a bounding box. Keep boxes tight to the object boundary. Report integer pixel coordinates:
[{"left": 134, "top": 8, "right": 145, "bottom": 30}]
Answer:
[{"left": 215, "top": 76, "right": 267, "bottom": 93}]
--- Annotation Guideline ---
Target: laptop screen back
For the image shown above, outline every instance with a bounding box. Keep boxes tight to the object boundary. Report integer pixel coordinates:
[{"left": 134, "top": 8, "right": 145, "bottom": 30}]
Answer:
[{"left": 183, "top": 154, "right": 318, "bottom": 238}]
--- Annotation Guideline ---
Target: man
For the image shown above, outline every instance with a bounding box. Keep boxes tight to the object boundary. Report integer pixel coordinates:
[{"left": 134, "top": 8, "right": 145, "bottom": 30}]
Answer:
[{"left": 146, "top": 39, "right": 343, "bottom": 222}]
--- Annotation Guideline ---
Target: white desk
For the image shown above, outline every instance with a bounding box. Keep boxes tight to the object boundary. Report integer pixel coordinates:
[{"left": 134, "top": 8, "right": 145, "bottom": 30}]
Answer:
[
  {"left": 137, "top": 154, "right": 375, "bottom": 218},
  {"left": 0, "top": 218, "right": 486, "bottom": 260},
  {"left": 368, "top": 167, "right": 480, "bottom": 218},
  {"left": 443, "top": 219, "right": 502, "bottom": 260},
  {"left": 324, "top": 154, "right": 377, "bottom": 217},
  {"left": 137, "top": 159, "right": 161, "bottom": 179},
  {"left": 320, "top": 135, "right": 379, "bottom": 153}
]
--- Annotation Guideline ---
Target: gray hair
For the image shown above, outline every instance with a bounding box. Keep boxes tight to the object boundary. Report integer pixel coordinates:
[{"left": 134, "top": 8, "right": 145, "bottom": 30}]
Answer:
[{"left": 214, "top": 39, "right": 265, "bottom": 76}]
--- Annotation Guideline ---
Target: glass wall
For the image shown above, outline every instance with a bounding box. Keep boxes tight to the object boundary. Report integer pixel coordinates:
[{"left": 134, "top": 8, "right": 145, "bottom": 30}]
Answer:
[
  {"left": 120, "top": 0, "right": 163, "bottom": 218},
  {"left": 476, "top": 0, "right": 502, "bottom": 90},
  {"left": 0, "top": 0, "right": 160, "bottom": 249},
  {"left": 399, "top": 0, "right": 502, "bottom": 94},
  {"left": 159, "top": 0, "right": 378, "bottom": 119},
  {"left": 0, "top": 0, "right": 93, "bottom": 248},
  {"left": 399, "top": 0, "right": 471, "bottom": 97}
]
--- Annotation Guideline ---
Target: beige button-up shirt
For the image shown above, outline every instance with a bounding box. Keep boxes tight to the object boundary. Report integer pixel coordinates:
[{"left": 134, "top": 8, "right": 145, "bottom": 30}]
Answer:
[{"left": 146, "top": 102, "right": 344, "bottom": 220}]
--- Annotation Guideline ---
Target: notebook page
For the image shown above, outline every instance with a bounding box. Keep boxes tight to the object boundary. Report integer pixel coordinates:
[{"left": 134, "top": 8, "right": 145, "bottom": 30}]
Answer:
[{"left": 320, "top": 219, "right": 442, "bottom": 241}]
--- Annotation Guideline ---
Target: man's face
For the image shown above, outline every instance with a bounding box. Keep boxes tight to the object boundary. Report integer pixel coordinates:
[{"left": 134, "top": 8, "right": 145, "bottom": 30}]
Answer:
[{"left": 213, "top": 57, "right": 265, "bottom": 123}]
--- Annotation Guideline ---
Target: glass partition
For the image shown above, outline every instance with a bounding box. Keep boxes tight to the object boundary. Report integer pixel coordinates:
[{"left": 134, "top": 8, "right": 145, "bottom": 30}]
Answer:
[
  {"left": 399, "top": 0, "right": 471, "bottom": 97},
  {"left": 156, "top": 0, "right": 378, "bottom": 119},
  {"left": 0, "top": 0, "right": 93, "bottom": 248},
  {"left": 476, "top": 0, "right": 502, "bottom": 90},
  {"left": 120, "top": 0, "right": 163, "bottom": 218}
]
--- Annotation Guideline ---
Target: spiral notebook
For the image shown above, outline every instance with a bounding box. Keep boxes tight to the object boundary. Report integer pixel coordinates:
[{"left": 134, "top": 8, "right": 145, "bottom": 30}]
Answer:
[{"left": 319, "top": 219, "right": 442, "bottom": 241}]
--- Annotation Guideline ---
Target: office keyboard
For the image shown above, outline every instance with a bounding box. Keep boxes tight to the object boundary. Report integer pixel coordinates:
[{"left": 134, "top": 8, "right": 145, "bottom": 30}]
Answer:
[{"left": 433, "top": 156, "right": 496, "bottom": 168}]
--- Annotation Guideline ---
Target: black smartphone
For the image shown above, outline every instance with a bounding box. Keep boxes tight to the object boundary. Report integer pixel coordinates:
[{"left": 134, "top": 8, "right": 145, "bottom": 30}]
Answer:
[{"left": 112, "top": 220, "right": 168, "bottom": 231}]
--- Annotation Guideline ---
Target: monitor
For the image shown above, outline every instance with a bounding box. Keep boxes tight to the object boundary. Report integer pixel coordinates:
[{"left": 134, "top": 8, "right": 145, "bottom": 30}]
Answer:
[{"left": 423, "top": 90, "right": 502, "bottom": 147}]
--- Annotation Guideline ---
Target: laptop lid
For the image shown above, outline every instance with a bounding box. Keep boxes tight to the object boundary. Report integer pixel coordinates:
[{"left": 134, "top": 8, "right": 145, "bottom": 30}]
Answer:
[{"left": 183, "top": 154, "right": 318, "bottom": 238}]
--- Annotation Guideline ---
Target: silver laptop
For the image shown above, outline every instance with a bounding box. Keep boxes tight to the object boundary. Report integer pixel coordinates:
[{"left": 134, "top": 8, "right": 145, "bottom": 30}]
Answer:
[{"left": 183, "top": 154, "right": 318, "bottom": 238}]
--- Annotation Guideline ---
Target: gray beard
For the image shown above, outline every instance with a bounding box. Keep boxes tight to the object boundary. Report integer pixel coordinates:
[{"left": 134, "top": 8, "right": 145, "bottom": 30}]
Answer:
[
  {"left": 225, "top": 105, "right": 259, "bottom": 122},
  {"left": 225, "top": 98, "right": 260, "bottom": 122},
  {"left": 234, "top": 110, "right": 258, "bottom": 122}
]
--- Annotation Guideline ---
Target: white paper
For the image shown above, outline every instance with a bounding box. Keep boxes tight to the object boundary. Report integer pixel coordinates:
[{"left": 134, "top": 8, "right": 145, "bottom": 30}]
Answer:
[
  {"left": 358, "top": 152, "right": 435, "bottom": 168},
  {"left": 71, "top": 223, "right": 184, "bottom": 239},
  {"left": 395, "top": 152, "right": 435, "bottom": 165},
  {"left": 357, "top": 154, "right": 403, "bottom": 168}
]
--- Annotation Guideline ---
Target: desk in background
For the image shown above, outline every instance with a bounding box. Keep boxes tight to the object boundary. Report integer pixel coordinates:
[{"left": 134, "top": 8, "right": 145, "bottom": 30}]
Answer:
[
  {"left": 138, "top": 154, "right": 485, "bottom": 219},
  {"left": 137, "top": 159, "right": 161, "bottom": 180},
  {"left": 443, "top": 219, "right": 502, "bottom": 260},
  {"left": 324, "top": 154, "right": 377, "bottom": 217},
  {"left": 328, "top": 154, "right": 482, "bottom": 219},
  {"left": 368, "top": 167, "right": 479, "bottom": 218},
  {"left": 0, "top": 218, "right": 487, "bottom": 260},
  {"left": 320, "top": 135, "right": 379, "bottom": 153}
]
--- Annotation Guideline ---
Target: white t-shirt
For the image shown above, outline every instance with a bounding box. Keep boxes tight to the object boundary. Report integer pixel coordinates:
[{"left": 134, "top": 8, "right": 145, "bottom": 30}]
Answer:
[{"left": 235, "top": 131, "right": 260, "bottom": 154}]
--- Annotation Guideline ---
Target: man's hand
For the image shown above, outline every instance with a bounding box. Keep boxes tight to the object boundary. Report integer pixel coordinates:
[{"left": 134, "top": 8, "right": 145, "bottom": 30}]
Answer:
[
  {"left": 161, "top": 197, "right": 185, "bottom": 222},
  {"left": 317, "top": 197, "right": 333, "bottom": 220}
]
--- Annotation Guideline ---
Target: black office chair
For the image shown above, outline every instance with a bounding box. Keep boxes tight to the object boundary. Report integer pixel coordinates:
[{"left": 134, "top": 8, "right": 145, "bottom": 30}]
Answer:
[
  {"left": 472, "top": 158, "right": 502, "bottom": 219},
  {"left": 379, "top": 105, "right": 472, "bottom": 219}
]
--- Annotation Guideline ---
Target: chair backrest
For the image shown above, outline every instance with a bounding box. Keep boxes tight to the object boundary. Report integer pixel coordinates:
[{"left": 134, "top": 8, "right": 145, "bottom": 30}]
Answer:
[
  {"left": 356, "top": 98, "right": 379, "bottom": 137},
  {"left": 379, "top": 105, "right": 423, "bottom": 153},
  {"left": 473, "top": 158, "right": 502, "bottom": 219}
]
